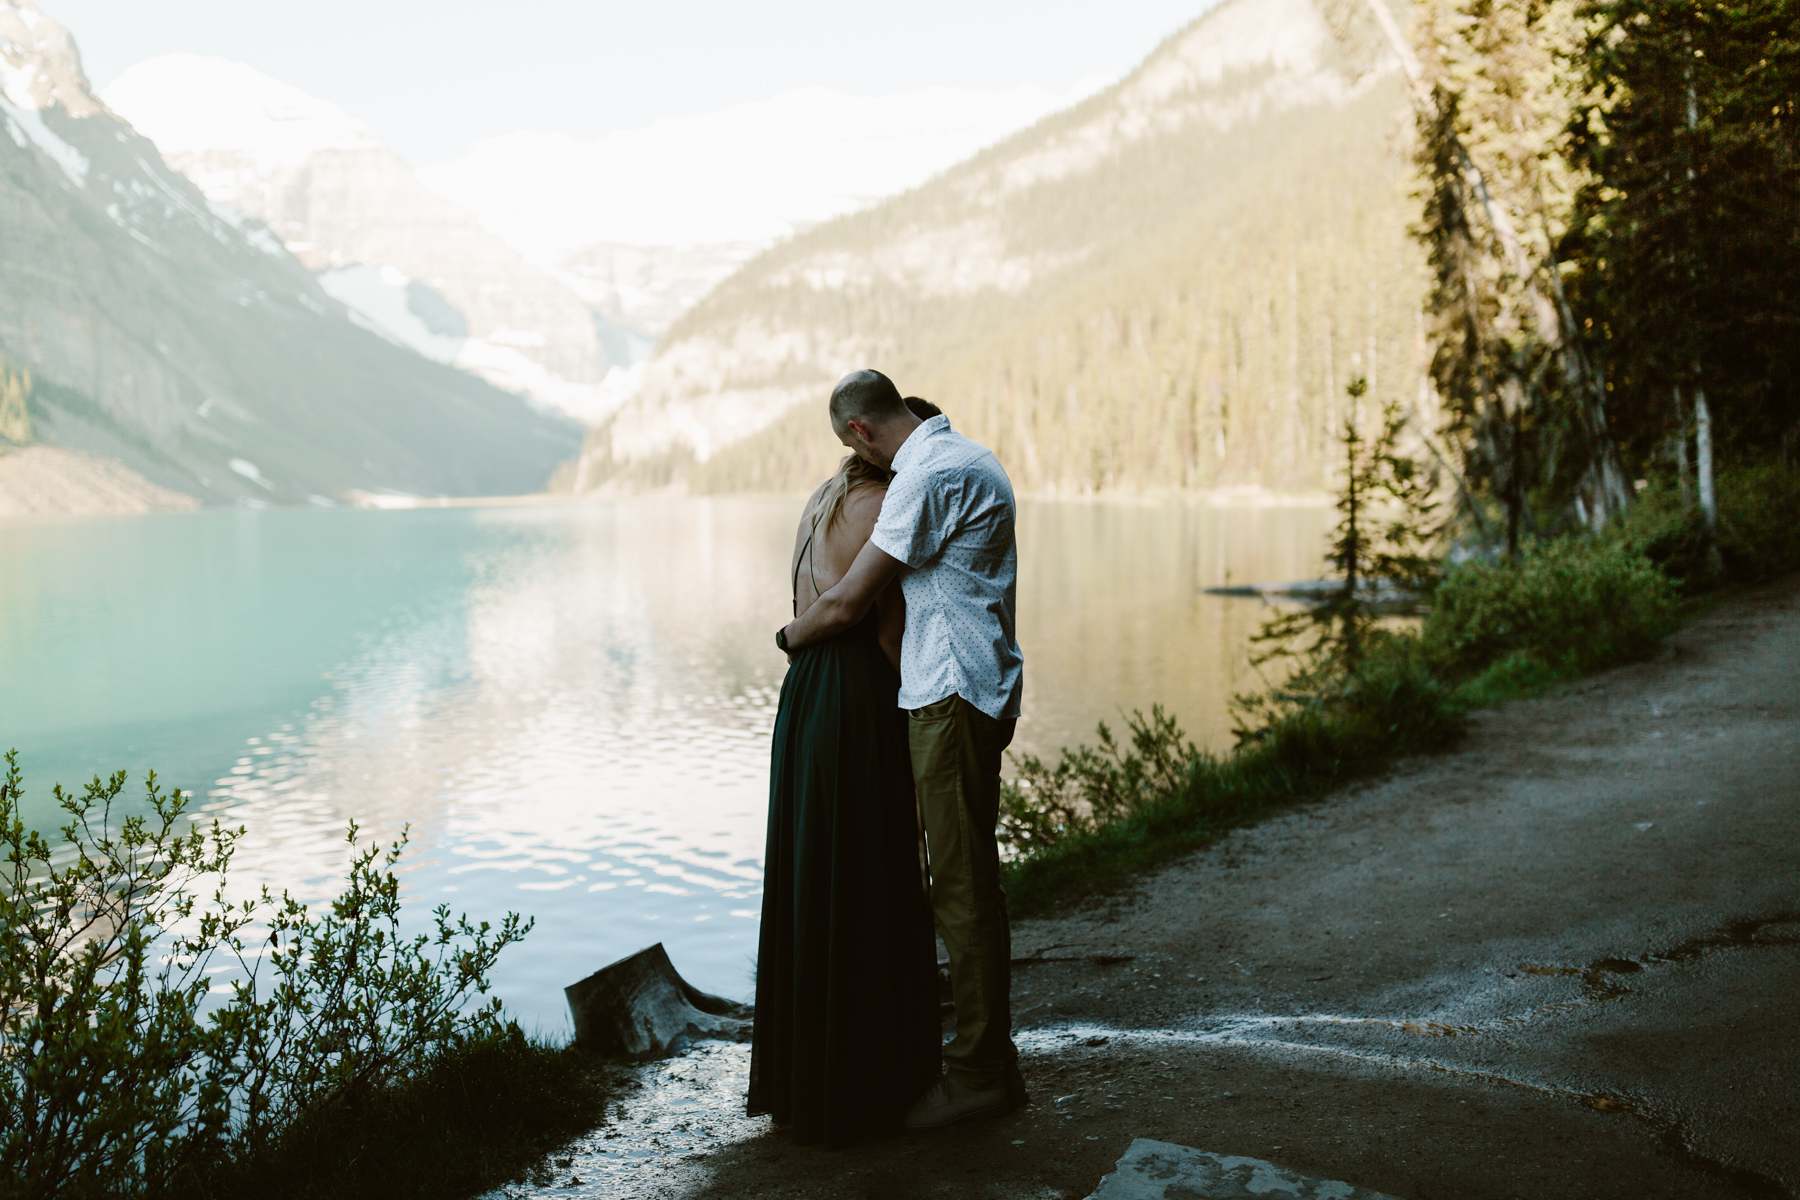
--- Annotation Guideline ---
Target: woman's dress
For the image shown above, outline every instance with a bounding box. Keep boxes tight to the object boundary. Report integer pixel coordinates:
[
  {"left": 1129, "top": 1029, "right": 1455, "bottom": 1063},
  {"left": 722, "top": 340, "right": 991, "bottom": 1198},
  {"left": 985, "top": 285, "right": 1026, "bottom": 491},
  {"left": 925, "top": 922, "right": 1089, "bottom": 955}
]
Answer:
[{"left": 746, "top": 532, "right": 941, "bottom": 1145}]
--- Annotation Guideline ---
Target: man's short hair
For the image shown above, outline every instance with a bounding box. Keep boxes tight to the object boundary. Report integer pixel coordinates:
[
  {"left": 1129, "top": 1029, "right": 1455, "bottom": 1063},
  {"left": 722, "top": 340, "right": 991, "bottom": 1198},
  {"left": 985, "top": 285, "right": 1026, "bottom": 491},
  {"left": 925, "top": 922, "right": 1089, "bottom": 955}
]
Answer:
[{"left": 829, "top": 369, "right": 906, "bottom": 431}]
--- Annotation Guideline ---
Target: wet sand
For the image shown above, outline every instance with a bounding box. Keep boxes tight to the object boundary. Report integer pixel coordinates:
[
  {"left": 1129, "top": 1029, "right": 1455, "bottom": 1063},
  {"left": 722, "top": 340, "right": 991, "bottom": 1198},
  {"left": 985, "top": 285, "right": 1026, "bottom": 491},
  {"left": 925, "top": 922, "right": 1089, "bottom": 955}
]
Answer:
[{"left": 497, "top": 572, "right": 1800, "bottom": 1200}]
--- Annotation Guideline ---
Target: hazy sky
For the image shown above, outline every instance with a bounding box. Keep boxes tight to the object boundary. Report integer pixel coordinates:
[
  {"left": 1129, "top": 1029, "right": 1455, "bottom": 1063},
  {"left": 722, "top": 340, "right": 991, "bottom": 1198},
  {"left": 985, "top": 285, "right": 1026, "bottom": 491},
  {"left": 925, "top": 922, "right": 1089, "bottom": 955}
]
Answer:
[{"left": 51, "top": 1, "right": 1216, "bottom": 161}]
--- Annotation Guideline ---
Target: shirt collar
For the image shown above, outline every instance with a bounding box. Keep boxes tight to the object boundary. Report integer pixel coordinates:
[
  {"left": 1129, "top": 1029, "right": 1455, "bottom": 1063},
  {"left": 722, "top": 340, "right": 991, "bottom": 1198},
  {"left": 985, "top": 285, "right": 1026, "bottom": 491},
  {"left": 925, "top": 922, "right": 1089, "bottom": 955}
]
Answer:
[{"left": 891, "top": 414, "right": 948, "bottom": 474}]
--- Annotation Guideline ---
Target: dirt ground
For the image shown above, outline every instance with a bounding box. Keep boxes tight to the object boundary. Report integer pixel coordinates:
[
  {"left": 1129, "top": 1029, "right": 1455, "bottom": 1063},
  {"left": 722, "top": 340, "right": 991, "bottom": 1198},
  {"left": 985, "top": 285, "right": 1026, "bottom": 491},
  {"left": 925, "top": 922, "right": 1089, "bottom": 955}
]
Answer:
[{"left": 500, "top": 573, "right": 1800, "bottom": 1200}]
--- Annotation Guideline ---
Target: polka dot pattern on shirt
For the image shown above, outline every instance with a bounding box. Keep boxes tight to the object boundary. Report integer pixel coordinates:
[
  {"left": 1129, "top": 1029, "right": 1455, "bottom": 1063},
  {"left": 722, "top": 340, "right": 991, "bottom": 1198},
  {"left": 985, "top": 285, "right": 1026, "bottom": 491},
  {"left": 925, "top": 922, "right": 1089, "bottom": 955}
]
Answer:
[{"left": 869, "top": 415, "right": 1024, "bottom": 720}]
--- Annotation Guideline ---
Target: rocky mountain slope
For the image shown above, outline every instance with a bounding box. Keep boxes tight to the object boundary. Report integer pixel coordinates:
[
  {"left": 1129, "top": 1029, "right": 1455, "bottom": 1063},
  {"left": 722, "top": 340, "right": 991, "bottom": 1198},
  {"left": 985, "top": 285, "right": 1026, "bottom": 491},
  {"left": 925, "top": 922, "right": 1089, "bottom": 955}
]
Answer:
[
  {"left": 104, "top": 54, "right": 618, "bottom": 423},
  {"left": 571, "top": 0, "right": 1427, "bottom": 497},
  {"left": 556, "top": 239, "right": 764, "bottom": 365},
  {"left": 0, "top": 0, "right": 579, "bottom": 510}
]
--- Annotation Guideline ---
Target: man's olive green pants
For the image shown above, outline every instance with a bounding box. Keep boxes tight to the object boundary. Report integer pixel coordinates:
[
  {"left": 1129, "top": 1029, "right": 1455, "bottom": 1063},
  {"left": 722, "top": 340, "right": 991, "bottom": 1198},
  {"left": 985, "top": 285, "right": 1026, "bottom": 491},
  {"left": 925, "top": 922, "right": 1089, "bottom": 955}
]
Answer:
[{"left": 908, "top": 693, "right": 1017, "bottom": 1090}]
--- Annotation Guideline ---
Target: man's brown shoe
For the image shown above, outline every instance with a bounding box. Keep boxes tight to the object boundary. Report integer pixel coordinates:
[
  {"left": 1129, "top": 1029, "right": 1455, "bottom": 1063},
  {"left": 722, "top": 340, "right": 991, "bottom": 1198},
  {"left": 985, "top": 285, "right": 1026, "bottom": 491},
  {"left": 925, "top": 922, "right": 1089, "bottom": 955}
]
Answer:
[
  {"left": 1005, "top": 1060, "right": 1030, "bottom": 1108},
  {"left": 903, "top": 1074, "right": 1011, "bottom": 1131}
]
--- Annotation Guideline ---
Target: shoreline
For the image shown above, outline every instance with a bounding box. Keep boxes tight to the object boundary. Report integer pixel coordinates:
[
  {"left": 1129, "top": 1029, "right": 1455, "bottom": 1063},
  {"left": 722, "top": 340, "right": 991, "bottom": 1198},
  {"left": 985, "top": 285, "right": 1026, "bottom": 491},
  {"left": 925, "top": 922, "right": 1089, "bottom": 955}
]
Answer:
[
  {"left": 500, "top": 571, "right": 1800, "bottom": 1200},
  {"left": 2, "top": 482, "right": 1335, "bottom": 523}
]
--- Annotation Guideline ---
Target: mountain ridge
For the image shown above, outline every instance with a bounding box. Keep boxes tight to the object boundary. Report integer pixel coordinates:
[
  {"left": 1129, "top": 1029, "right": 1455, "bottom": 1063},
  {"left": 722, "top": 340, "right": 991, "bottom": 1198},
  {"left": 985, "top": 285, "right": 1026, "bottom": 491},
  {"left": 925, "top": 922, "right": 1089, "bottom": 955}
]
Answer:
[
  {"left": 0, "top": 0, "right": 579, "bottom": 511},
  {"left": 104, "top": 53, "right": 617, "bottom": 423},
  {"left": 570, "top": 0, "right": 1428, "bottom": 498}
]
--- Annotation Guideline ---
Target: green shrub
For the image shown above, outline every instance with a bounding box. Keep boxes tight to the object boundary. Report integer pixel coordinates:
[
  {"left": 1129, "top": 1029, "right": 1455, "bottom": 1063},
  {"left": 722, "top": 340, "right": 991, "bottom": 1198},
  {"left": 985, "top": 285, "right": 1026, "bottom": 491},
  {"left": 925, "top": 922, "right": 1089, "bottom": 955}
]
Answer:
[
  {"left": 1422, "top": 538, "right": 1678, "bottom": 679},
  {"left": 1001, "top": 635, "right": 1462, "bottom": 915},
  {"left": 1452, "top": 651, "right": 1566, "bottom": 707},
  {"left": 1, "top": 752, "right": 531, "bottom": 1199},
  {"left": 187, "top": 1025, "right": 605, "bottom": 1200},
  {"left": 1718, "top": 462, "right": 1800, "bottom": 581},
  {"left": 1611, "top": 481, "right": 1718, "bottom": 590},
  {"left": 1612, "top": 464, "right": 1800, "bottom": 589},
  {"left": 999, "top": 706, "right": 1195, "bottom": 857}
]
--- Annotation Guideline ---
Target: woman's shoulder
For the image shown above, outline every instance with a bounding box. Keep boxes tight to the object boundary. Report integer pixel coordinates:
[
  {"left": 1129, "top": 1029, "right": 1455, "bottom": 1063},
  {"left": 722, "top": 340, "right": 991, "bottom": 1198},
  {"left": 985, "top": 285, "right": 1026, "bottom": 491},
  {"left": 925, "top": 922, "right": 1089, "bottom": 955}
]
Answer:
[{"left": 837, "top": 478, "right": 888, "bottom": 539}]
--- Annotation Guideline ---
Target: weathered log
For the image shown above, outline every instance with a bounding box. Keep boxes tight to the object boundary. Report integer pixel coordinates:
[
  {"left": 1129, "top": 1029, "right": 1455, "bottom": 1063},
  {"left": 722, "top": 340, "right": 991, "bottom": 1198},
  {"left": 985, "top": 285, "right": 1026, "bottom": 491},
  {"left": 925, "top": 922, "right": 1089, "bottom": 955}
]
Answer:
[{"left": 564, "top": 943, "right": 750, "bottom": 1060}]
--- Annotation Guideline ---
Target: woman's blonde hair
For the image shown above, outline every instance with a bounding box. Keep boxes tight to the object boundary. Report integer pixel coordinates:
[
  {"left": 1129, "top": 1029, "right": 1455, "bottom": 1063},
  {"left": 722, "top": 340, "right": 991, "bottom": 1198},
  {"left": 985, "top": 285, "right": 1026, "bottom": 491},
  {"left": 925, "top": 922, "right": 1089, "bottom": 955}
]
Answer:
[
  {"left": 794, "top": 396, "right": 943, "bottom": 585},
  {"left": 814, "top": 454, "right": 888, "bottom": 536}
]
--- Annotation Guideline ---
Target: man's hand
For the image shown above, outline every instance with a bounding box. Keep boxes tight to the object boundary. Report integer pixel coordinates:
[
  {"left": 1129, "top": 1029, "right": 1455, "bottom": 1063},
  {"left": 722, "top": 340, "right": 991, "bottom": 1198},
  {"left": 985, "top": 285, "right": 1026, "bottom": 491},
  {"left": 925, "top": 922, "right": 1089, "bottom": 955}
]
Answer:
[{"left": 781, "top": 538, "right": 905, "bottom": 652}]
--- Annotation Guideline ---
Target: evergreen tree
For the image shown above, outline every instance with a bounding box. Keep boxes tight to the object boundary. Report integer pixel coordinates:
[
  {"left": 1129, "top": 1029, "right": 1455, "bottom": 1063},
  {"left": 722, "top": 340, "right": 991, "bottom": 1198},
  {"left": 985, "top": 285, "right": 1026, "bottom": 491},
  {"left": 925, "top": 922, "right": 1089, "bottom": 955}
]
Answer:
[
  {"left": 1241, "top": 375, "right": 1441, "bottom": 728},
  {"left": 1386, "top": 0, "right": 1634, "bottom": 540},
  {"left": 1564, "top": 0, "right": 1800, "bottom": 535},
  {"left": 0, "top": 359, "right": 30, "bottom": 446}
]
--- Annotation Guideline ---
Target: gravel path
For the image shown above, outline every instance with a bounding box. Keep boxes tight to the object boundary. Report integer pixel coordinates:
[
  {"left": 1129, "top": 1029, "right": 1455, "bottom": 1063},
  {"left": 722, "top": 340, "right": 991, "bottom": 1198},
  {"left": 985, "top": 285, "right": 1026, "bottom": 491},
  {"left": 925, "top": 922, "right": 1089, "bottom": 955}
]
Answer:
[{"left": 510, "top": 573, "right": 1800, "bottom": 1200}]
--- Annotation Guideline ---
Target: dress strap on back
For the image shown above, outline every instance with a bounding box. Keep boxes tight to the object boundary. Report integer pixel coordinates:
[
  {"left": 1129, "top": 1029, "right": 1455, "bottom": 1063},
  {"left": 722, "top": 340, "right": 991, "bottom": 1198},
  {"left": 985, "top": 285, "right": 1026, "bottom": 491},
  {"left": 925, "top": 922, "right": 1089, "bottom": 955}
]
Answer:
[{"left": 791, "top": 501, "right": 826, "bottom": 617}]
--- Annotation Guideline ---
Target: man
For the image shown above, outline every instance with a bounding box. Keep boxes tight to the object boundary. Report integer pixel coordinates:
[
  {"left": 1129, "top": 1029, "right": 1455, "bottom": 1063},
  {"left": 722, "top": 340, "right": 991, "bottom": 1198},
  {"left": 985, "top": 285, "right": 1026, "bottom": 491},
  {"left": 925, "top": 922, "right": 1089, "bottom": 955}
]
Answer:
[{"left": 777, "top": 368, "right": 1026, "bottom": 1130}]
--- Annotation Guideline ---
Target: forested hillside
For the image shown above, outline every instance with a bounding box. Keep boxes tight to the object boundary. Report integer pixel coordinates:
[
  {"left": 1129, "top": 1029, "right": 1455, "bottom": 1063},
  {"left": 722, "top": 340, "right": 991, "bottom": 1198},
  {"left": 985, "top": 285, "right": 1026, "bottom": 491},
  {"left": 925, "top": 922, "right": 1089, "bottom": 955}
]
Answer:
[
  {"left": 571, "top": 0, "right": 1423, "bottom": 497},
  {"left": 1407, "top": 0, "right": 1798, "bottom": 547}
]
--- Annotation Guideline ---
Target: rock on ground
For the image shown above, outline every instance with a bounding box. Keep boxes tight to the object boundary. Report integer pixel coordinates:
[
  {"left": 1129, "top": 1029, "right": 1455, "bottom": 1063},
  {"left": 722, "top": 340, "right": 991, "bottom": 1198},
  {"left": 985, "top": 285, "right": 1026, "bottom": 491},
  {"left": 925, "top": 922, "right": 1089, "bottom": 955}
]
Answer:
[{"left": 1086, "top": 1139, "right": 1400, "bottom": 1200}]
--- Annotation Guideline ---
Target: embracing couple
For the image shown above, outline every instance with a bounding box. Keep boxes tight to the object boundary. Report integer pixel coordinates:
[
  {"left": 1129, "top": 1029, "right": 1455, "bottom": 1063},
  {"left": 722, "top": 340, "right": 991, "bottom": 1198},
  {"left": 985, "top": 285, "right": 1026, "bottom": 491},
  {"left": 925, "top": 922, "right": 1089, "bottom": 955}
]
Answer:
[{"left": 747, "top": 369, "right": 1027, "bottom": 1147}]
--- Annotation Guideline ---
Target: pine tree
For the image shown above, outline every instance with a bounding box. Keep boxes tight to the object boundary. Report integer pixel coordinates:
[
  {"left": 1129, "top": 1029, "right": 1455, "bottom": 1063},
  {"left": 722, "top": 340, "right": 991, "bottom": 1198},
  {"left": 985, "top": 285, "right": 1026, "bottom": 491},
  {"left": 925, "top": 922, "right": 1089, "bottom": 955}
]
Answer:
[
  {"left": 0, "top": 359, "right": 30, "bottom": 446},
  {"left": 1564, "top": 0, "right": 1800, "bottom": 545},
  {"left": 1241, "top": 375, "right": 1441, "bottom": 730},
  {"left": 1380, "top": 0, "right": 1634, "bottom": 540}
]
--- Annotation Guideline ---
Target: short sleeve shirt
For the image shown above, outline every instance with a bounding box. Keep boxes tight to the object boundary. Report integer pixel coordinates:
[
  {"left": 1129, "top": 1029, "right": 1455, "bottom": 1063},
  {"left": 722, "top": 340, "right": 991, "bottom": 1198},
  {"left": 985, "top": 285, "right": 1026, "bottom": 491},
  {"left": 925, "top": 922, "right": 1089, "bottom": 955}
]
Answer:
[{"left": 869, "top": 415, "right": 1024, "bottom": 719}]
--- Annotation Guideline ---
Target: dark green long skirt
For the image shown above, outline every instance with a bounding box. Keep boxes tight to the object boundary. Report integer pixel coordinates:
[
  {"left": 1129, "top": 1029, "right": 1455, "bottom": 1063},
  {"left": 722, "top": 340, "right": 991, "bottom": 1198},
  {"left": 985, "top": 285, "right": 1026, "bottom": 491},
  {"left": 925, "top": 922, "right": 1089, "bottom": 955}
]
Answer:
[{"left": 747, "top": 618, "right": 942, "bottom": 1146}]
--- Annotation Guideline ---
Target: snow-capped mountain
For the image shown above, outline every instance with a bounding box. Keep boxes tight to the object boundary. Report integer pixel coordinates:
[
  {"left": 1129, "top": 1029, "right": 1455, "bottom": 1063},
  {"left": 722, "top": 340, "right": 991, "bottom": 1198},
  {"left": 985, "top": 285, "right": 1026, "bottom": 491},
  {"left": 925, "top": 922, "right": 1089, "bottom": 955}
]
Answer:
[
  {"left": 0, "top": 0, "right": 578, "bottom": 510},
  {"left": 105, "top": 54, "right": 618, "bottom": 423},
  {"left": 98, "top": 56, "right": 1104, "bottom": 427},
  {"left": 555, "top": 240, "right": 765, "bottom": 360}
]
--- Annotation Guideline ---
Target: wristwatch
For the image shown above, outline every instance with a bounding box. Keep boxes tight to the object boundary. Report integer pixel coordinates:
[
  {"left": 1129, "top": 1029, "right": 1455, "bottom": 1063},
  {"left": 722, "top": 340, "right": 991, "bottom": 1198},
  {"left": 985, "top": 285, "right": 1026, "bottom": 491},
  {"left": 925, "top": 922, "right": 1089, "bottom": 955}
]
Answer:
[{"left": 776, "top": 626, "right": 791, "bottom": 654}]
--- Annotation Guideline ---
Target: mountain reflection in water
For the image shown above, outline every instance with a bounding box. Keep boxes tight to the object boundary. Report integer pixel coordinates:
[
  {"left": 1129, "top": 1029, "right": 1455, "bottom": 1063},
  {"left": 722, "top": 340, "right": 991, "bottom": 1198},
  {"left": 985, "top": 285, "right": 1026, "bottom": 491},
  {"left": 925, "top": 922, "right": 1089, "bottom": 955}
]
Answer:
[{"left": 0, "top": 498, "right": 1328, "bottom": 1032}]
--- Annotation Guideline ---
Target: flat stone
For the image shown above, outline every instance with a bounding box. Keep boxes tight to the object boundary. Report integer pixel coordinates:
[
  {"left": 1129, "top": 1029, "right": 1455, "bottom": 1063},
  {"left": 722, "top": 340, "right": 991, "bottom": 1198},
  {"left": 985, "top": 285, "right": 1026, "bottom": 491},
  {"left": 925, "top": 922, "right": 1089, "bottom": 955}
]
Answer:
[{"left": 1086, "top": 1139, "right": 1403, "bottom": 1200}]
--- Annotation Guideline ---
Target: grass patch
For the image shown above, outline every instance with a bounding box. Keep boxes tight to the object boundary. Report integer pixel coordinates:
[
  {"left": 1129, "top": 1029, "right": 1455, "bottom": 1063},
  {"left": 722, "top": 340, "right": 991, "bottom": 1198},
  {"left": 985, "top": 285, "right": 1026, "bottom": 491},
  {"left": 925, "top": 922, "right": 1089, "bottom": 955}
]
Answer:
[
  {"left": 1002, "top": 634, "right": 1463, "bottom": 916},
  {"left": 180, "top": 1027, "right": 606, "bottom": 1200},
  {"left": 1450, "top": 651, "right": 1571, "bottom": 708},
  {"left": 1000, "top": 507, "right": 1726, "bottom": 917}
]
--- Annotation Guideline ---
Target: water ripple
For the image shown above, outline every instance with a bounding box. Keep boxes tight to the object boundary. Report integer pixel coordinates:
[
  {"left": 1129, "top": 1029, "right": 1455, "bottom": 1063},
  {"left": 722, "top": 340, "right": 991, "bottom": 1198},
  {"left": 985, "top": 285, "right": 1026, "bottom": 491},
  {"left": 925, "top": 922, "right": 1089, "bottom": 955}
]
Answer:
[{"left": 1, "top": 499, "right": 1330, "bottom": 1037}]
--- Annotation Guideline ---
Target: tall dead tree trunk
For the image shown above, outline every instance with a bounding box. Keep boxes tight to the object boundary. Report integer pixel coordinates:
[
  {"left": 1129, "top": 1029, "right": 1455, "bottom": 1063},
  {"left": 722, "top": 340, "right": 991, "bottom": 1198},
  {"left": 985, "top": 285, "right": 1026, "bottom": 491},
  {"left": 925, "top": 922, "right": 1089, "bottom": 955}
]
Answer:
[
  {"left": 1683, "top": 53, "right": 1720, "bottom": 563},
  {"left": 1695, "top": 386, "right": 1717, "bottom": 533},
  {"left": 1362, "top": 0, "right": 1632, "bottom": 527},
  {"left": 1505, "top": 380, "right": 1526, "bottom": 559},
  {"left": 1673, "top": 385, "right": 1692, "bottom": 500}
]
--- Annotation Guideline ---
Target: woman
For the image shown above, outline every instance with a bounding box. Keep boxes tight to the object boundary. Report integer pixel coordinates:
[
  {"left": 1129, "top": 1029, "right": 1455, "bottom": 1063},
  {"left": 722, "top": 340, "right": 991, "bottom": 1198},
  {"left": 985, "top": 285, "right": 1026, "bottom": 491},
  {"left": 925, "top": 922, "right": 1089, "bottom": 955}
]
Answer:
[{"left": 747, "top": 400, "right": 944, "bottom": 1146}]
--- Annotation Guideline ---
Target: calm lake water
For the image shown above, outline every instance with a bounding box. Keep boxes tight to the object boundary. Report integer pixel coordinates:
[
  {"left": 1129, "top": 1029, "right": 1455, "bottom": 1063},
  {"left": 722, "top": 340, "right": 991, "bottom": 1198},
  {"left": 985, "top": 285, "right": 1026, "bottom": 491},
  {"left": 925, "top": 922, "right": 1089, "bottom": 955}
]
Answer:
[{"left": 0, "top": 497, "right": 1329, "bottom": 1033}]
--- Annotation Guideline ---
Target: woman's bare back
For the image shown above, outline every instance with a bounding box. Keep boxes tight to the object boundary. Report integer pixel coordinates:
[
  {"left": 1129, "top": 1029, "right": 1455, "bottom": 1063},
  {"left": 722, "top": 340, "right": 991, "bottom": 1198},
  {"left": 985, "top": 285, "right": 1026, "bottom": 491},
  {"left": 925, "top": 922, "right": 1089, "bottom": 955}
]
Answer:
[{"left": 791, "top": 473, "right": 905, "bottom": 668}]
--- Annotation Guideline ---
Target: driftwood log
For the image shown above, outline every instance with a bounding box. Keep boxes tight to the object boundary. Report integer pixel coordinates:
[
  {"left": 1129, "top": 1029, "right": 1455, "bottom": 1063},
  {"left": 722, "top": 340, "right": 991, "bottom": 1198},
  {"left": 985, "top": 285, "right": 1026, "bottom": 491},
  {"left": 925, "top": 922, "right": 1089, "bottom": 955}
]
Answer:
[{"left": 564, "top": 943, "right": 751, "bottom": 1059}]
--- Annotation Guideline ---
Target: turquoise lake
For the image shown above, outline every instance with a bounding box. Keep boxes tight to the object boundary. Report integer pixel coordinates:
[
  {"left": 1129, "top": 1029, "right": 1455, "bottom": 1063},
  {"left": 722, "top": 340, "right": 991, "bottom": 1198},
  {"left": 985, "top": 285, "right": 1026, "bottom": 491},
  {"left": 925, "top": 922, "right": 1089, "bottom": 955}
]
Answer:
[{"left": 0, "top": 497, "right": 1330, "bottom": 1033}]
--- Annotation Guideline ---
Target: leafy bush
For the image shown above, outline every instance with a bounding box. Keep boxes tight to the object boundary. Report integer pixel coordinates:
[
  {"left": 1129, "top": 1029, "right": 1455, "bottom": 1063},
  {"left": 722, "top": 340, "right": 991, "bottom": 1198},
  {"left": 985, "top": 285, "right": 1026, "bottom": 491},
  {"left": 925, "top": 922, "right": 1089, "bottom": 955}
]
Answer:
[
  {"left": 1717, "top": 463, "right": 1800, "bottom": 581},
  {"left": 189, "top": 1025, "right": 605, "bottom": 1200},
  {"left": 1000, "top": 637, "right": 1463, "bottom": 915},
  {"left": 1451, "top": 651, "right": 1567, "bottom": 708},
  {"left": 1612, "top": 464, "right": 1800, "bottom": 589},
  {"left": 1, "top": 752, "right": 531, "bottom": 1200},
  {"left": 999, "top": 706, "right": 1194, "bottom": 857},
  {"left": 1610, "top": 481, "right": 1718, "bottom": 591},
  {"left": 1422, "top": 538, "right": 1678, "bottom": 678}
]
